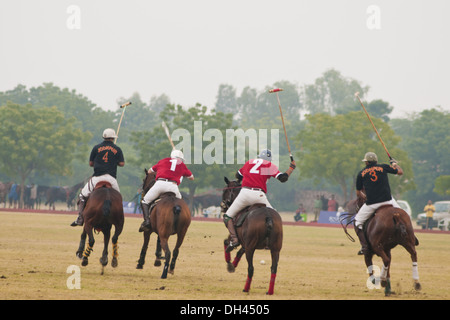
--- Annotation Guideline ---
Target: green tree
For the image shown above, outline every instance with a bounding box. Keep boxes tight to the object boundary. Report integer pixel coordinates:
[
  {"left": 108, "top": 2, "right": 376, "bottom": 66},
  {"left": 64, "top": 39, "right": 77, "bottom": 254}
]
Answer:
[
  {"left": 0, "top": 102, "right": 89, "bottom": 206},
  {"left": 400, "top": 108, "right": 450, "bottom": 211},
  {"left": 240, "top": 80, "right": 301, "bottom": 128},
  {"left": 130, "top": 103, "right": 236, "bottom": 209},
  {"left": 215, "top": 84, "right": 237, "bottom": 115},
  {"left": 434, "top": 176, "right": 450, "bottom": 196},
  {"left": 294, "top": 112, "right": 414, "bottom": 202},
  {"left": 303, "top": 69, "right": 369, "bottom": 115}
]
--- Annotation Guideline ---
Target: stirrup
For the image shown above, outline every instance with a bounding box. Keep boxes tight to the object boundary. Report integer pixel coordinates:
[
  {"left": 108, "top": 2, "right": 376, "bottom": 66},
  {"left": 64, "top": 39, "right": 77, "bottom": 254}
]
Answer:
[
  {"left": 139, "top": 221, "right": 151, "bottom": 233},
  {"left": 226, "top": 240, "right": 239, "bottom": 253}
]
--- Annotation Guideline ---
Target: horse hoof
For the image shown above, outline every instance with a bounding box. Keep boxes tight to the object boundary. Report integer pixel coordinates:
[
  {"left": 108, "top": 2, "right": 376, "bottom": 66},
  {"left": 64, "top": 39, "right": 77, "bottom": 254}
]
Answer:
[
  {"left": 414, "top": 282, "right": 421, "bottom": 291},
  {"left": 136, "top": 264, "right": 143, "bottom": 269},
  {"left": 100, "top": 257, "right": 108, "bottom": 267},
  {"left": 227, "top": 262, "right": 235, "bottom": 273},
  {"left": 76, "top": 251, "right": 83, "bottom": 260},
  {"left": 81, "top": 258, "right": 88, "bottom": 267},
  {"left": 112, "top": 257, "right": 118, "bottom": 268},
  {"left": 154, "top": 260, "right": 162, "bottom": 267}
]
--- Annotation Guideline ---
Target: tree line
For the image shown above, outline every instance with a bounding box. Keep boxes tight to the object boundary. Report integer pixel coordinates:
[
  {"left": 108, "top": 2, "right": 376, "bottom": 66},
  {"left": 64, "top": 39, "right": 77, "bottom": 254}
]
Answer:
[{"left": 0, "top": 69, "right": 449, "bottom": 216}]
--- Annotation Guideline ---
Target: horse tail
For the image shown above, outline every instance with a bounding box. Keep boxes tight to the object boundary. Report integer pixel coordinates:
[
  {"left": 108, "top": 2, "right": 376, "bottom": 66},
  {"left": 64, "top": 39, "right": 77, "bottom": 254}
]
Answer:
[
  {"left": 393, "top": 212, "right": 408, "bottom": 238},
  {"left": 173, "top": 204, "right": 181, "bottom": 231},
  {"left": 103, "top": 190, "right": 111, "bottom": 218},
  {"left": 264, "top": 213, "right": 274, "bottom": 248}
]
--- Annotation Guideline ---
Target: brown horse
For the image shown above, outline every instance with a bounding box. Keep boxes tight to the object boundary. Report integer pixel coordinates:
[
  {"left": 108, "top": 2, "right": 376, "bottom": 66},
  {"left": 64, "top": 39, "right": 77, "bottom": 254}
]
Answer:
[
  {"left": 340, "top": 197, "right": 421, "bottom": 296},
  {"left": 0, "top": 181, "right": 12, "bottom": 208},
  {"left": 136, "top": 169, "right": 191, "bottom": 278},
  {"left": 76, "top": 182, "right": 124, "bottom": 274},
  {"left": 222, "top": 177, "right": 283, "bottom": 295}
]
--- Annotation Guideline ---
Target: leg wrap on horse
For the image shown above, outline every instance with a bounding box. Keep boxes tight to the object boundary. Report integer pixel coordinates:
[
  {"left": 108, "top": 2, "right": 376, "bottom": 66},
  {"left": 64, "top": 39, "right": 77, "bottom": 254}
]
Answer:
[
  {"left": 83, "top": 244, "right": 93, "bottom": 258},
  {"left": 412, "top": 262, "right": 419, "bottom": 281},
  {"left": 112, "top": 242, "right": 119, "bottom": 258}
]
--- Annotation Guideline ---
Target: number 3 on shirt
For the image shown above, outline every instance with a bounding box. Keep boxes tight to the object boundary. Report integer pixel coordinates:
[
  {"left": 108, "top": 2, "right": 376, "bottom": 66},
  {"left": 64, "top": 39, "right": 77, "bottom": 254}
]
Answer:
[{"left": 249, "top": 159, "right": 263, "bottom": 174}]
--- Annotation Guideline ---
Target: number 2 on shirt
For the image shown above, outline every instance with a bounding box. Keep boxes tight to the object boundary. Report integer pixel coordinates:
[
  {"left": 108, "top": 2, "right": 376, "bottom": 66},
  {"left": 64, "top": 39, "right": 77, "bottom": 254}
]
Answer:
[{"left": 249, "top": 159, "right": 263, "bottom": 174}]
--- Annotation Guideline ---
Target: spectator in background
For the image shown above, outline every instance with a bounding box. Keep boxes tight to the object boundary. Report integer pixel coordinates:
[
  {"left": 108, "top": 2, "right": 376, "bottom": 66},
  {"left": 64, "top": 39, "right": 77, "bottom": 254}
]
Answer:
[
  {"left": 328, "top": 194, "right": 338, "bottom": 211},
  {"left": 321, "top": 195, "right": 328, "bottom": 211},
  {"left": 30, "top": 183, "right": 37, "bottom": 209},
  {"left": 294, "top": 203, "right": 306, "bottom": 222},
  {"left": 8, "top": 183, "right": 18, "bottom": 209},
  {"left": 313, "top": 195, "right": 322, "bottom": 222},
  {"left": 424, "top": 200, "right": 435, "bottom": 230}
]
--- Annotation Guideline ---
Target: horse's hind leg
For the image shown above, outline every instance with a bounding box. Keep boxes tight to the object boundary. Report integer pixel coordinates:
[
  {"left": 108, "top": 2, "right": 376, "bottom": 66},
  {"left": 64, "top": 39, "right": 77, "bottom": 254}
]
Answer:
[
  {"left": 154, "top": 236, "right": 162, "bottom": 267},
  {"left": 111, "top": 223, "right": 123, "bottom": 268},
  {"left": 378, "top": 249, "right": 392, "bottom": 296},
  {"left": 169, "top": 229, "right": 187, "bottom": 275},
  {"left": 243, "top": 249, "right": 255, "bottom": 293},
  {"left": 160, "top": 237, "right": 171, "bottom": 279},
  {"left": 136, "top": 231, "right": 151, "bottom": 269},
  {"left": 403, "top": 242, "right": 421, "bottom": 291},
  {"left": 76, "top": 231, "right": 86, "bottom": 259},
  {"left": 81, "top": 226, "right": 95, "bottom": 267},
  {"left": 267, "top": 249, "right": 280, "bottom": 295},
  {"left": 100, "top": 225, "right": 111, "bottom": 268}
]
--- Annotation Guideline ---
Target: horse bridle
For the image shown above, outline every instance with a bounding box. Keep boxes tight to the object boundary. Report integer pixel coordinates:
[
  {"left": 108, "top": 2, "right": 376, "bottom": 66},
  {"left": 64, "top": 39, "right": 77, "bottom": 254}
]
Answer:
[{"left": 220, "top": 183, "right": 242, "bottom": 213}]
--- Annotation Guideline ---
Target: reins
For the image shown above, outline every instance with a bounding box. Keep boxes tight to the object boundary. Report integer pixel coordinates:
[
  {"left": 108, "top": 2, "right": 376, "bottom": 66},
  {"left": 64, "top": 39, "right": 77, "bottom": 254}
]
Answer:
[{"left": 339, "top": 212, "right": 356, "bottom": 242}]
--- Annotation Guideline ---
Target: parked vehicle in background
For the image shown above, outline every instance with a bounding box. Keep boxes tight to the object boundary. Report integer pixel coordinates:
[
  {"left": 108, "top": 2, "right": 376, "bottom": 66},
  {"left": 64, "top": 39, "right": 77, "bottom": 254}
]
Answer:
[
  {"left": 417, "top": 201, "right": 450, "bottom": 230},
  {"left": 397, "top": 200, "right": 412, "bottom": 218}
]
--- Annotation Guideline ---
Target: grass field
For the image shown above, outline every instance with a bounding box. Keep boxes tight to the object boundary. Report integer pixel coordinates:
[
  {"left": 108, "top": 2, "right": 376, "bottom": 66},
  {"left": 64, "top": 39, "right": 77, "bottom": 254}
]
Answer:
[{"left": 1, "top": 210, "right": 449, "bottom": 300}]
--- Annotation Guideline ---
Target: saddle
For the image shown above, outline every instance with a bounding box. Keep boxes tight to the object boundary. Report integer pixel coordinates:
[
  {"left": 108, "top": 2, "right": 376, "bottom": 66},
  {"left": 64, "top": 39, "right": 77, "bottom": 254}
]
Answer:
[
  {"left": 233, "top": 203, "right": 266, "bottom": 228},
  {"left": 94, "top": 181, "right": 112, "bottom": 190},
  {"left": 148, "top": 192, "right": 176, "bottom": 213}
]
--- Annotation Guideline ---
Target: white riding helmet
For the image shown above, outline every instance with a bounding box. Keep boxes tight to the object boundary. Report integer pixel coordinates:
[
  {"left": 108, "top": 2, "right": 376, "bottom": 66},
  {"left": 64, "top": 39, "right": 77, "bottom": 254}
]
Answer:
[
  {"left": 102, "top": 128, "right": 118, "bottom": 139},
  {"left": 258, "top": 149, "right": 272, "bottom": 161},
  {"left": 170, "top": 149, "right": 185, "bottom": 162}
]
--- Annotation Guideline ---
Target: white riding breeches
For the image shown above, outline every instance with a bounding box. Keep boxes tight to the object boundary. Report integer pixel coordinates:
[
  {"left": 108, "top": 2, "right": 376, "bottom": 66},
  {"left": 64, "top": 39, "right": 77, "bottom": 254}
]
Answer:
[
  {"left": 142, "top": 180, "right": 182, "bottom": 205},
  {"left": 80, "top": 174, "right": 120, "bottom": 198},
  {"left": 225, "top": 188, "right": 272, "bottom": 218},
  {"left": 354, "top": 198, "right": 400, "bottom": 229}
]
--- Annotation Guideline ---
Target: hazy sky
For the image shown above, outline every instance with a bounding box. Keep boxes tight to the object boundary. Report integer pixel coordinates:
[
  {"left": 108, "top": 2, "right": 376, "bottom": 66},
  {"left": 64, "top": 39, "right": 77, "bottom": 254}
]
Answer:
[{"left": 1, "top": 0, "right": 449, "bottom": 118}]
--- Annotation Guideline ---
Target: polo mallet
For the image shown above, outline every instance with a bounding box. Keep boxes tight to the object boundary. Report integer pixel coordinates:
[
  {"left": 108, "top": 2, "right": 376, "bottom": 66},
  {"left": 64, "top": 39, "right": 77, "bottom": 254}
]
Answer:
[
  {"left": 162, "top": 121, "right": 175, "bottom": 150},
  {"left": 114, "top": 101, "right": 132, "bottom": 143},
  {"left": 269, "top": 88, "right": 294, "bottom": 161},
  {"left": 354, "top": 92, "right": 393, "bottom": 161}
]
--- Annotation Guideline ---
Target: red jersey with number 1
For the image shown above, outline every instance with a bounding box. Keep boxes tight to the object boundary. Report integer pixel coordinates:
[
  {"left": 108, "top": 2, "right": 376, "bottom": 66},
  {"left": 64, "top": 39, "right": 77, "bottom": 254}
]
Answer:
[
  {"left": 151, "top": 157, "right": 193, "bottom": 185},
  {"left": 238, "top": 159, "right": 282, "bottom": 193}
]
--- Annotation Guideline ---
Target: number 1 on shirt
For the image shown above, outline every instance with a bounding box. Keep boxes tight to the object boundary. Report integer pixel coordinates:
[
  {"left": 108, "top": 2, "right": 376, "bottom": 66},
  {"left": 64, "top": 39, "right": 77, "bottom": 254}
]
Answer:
[{"left": 169, "top": 159, "right": 177, "bottom": 171}]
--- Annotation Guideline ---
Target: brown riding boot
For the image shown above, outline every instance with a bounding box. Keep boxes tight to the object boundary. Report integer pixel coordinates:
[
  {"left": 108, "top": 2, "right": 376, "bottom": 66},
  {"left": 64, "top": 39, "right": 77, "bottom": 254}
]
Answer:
[
  {"left": 71, "top": 195, "right": 87, "bottom": 227},
  {"left": 355, "top": 227, "right": 368, "bottom": 255},
  {"left": 224, "top": 215, "right": 239, "bottom": 252},
  {"left": 139, "top": 202, "right": 151, "bottom": 232}
]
